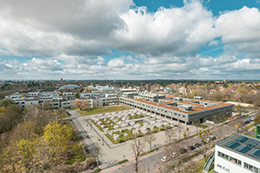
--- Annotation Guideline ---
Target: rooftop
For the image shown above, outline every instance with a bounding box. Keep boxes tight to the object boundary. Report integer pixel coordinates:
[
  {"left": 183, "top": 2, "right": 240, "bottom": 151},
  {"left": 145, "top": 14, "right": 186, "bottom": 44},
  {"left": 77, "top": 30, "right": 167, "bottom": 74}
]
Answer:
[
  {"left": 121, "top": 96, "right": 233, "bottom": 114},
  {"left": 217, "top": 133, "right": 260, "bottom": 162}
]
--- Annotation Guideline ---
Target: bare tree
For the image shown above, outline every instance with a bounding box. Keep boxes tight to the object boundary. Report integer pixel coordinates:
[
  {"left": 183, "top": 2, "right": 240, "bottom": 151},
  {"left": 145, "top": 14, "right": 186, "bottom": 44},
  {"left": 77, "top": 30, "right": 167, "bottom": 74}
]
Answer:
[
  {"left": 131, "top": 137, "right": 145, "bottom": 173},
  {"left": 92, "top": 142, "right": 103, "bottom": 171},
  {"left": 143, "top": 133, "right": 156, "bottom": 151},
  {"left": 192, "top": 118, "right": 200, "bottom": 134},
  {"left": 198, "top": 129, "right": 212, "bottom": 162},
  {"left": 213, "top": 114, "right": 226, "bottom": 140},
  {"left": 163, "top": 141, "right": 186, "bottom": 173},
  {"left": 183, "top": 127, "right": 190, "bottom": 150},
  {"left": 164, "top": 128, "right": 177, "bottom": 144}
]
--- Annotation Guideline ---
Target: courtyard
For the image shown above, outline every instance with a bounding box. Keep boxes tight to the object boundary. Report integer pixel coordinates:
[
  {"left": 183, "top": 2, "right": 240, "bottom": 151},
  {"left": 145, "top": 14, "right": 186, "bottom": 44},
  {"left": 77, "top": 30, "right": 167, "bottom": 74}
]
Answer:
[{"left": 90, "top": 108, "right": 175, "bottom": 144}]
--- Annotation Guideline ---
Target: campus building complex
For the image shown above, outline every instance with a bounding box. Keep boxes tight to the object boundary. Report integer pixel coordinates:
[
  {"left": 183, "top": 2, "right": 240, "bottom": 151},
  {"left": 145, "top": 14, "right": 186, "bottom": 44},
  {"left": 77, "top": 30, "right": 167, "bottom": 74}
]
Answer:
[
  {"left": 120, "top": 95, "right": 234, "bottom": 125},
  {"left": 214, "top": 133, "right": 260, "bottom": 173}
]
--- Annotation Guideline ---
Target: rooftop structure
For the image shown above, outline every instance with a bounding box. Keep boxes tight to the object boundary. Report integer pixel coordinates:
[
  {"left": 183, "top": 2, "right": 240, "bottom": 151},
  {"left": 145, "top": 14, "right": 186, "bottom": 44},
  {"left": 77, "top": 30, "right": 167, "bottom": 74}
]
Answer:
[{"left": 59, "top": 84, "right": 80, "bottom": 90}]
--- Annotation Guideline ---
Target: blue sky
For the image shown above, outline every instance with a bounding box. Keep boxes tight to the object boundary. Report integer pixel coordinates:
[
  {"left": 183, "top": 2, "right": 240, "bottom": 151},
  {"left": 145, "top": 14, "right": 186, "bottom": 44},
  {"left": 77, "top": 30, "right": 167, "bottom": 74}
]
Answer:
[{"left": 1, "top": 0, "right": 260, "bottom": 80}]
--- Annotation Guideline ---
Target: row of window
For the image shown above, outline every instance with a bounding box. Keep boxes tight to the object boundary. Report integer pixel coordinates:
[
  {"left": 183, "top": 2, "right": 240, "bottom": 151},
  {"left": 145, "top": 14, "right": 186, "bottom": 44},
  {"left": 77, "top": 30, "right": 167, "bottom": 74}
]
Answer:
[
  {"left": 121, "top": 99, "right": 186, "bottom": 119},
  {"left": 218, "top": 151, "right": 241, "bottom": 166},
  {"left": 244, "top": 162, "right": 260, "bottom": 173},
  {"left": 218, "top": 151, "right": 260, "bottom": 173}
]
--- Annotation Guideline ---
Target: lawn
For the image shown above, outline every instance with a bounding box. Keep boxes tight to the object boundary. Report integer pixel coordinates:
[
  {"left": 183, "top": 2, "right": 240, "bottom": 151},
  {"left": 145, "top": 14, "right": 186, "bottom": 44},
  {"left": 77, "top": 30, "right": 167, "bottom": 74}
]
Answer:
[
  {"left": 183, "top": 158, "right": 208, "bottom": 173},
  {"left": 199, "top": 124, "right": 209, "bottom": 129},
  {"left": 63, "top": 120, "right": 87, "bottom": 165},
  {"left": 78, "top": 106, "right": 131, "bottom": 116},
  {"left": 129, "top": 114, "right": 145, "bottom": 119}
]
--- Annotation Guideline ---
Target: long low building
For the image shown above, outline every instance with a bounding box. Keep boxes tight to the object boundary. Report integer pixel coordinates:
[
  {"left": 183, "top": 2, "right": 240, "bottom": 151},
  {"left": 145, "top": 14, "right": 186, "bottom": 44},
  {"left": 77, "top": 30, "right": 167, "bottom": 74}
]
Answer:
[
  {"left": 120, "top": 96, "right": 234, "bottom": 125},
  {"left": 214, "top": 133, "right": 260, "bottom": 173}
]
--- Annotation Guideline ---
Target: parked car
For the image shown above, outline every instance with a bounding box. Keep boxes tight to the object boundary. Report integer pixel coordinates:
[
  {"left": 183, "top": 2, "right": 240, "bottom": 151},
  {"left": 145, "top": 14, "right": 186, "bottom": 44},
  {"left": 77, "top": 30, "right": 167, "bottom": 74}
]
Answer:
[
  {"left": 244, "top": 120, "right": 250, "bottom": 124},
  {"left": 188, "top": 146, "right": 196, "bottom": 150},
  {"left": 161, "top": 156, "right": 170, "bottom": 163},
  {"left": 206, "top": 135, "right": 216, "bottom": 143},
  {"left": 195, "top": 143, "right": 202, "bottom": 148},
  {"left": 179, "top": 148, "right": 187, "bottom": 154},
  {"left": 170, "top": 152, "right": 177, "bottom": 157},
  {"left": 251, "top": 117, "right": 255, "bottom": 121}
]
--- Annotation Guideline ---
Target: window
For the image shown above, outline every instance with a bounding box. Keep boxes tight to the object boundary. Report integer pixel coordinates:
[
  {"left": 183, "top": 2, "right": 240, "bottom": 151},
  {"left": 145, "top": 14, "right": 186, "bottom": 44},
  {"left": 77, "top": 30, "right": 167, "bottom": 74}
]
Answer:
[
  {"left": 182, "top": 115, "right": 186, "bottom": 118},
  {"left": 244, "top": 162, "right": 259, "bottom": 173},
  {"left": 218, "top": 151, "right": 241, "bottom": 167},
  {"left": 169, "top": 111, "right": 172, "bottom": 115}
]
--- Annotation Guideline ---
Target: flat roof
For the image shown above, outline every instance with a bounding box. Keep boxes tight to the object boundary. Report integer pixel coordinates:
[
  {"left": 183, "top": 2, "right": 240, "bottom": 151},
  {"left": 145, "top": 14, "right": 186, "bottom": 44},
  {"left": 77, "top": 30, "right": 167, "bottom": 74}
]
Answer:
[
  {"left": 217, "top": 133, "right": 260, "bottom": 162},
  {"left": 121, "top": 97, "right": 233, "bottom": 114}
]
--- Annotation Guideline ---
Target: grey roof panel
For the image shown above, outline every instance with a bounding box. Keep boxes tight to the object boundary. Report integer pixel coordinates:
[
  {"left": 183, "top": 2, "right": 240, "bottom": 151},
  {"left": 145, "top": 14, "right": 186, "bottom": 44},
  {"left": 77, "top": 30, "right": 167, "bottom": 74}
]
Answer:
[
  {"left": 235, "top": 136, "right": 249, "bottom": 143},
  {"left": 245, "top": 139, "right": 259, "bottom": 147},
  {"left": 235, "top": 144, "right": 251, "bottom": 154},
  {"left": 247, "top": 148, "right": 260, "bottom": 159},
  {"left": 225, "top": 141, "right": 241, "bottom": 149}
]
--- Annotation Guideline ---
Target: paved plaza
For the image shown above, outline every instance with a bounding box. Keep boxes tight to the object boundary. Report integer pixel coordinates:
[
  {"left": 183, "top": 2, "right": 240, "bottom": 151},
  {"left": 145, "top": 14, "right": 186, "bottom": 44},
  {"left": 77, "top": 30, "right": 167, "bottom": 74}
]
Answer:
[{"left": 70, "top": 107, "right": 200, "bottom": 169}]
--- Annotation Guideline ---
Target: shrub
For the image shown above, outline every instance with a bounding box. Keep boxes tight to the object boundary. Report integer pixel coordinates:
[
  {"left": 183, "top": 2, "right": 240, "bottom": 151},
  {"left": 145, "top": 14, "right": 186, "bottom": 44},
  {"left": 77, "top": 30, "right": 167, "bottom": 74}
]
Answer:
[
  {"left": 65, "top": 159, "right": 76, "bottom": 165},
  {"left": 92, "top": 168, "right": 101, "bottom": 173},
  {"left": 118, "top": 159, "right": 128, "bottom": 164},
  {"left": 78, "top": 157, "right": 86, "bottom": 162}
]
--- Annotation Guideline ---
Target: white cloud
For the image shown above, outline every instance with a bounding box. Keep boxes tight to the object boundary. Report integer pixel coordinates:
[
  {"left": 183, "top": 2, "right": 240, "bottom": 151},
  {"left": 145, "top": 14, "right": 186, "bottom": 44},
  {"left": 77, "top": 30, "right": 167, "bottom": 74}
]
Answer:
[
  {"left": 0, "top": 0, "right": 260, "bottom": 79},
  {"left": 107, "top": 58, "right": 125, "bottom": 68},
  {"left": 208, "top": 40, "right": 219, "bottom": 46}
]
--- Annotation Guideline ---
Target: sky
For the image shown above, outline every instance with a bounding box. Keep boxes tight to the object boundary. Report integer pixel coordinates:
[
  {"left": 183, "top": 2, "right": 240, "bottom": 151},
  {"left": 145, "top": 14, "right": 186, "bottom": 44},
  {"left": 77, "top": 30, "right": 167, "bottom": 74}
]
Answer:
[{"left": 1, "top": 0, "right": 260, "bottom": 80}]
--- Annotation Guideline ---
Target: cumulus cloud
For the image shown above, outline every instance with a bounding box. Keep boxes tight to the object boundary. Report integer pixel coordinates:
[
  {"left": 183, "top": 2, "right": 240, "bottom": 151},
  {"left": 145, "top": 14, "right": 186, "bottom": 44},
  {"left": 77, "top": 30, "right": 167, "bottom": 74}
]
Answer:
[{"left": 0, "top": 0, "right": 260, "bottom": 79}]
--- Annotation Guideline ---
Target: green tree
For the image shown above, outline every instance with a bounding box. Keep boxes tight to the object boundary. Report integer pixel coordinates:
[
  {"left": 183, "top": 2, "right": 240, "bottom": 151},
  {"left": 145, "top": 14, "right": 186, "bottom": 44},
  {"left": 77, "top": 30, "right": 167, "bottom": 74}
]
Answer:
[
  {"left": 43, "top": 121, "right": 73, "bottom": 162},
  {"left": 0, "top": 99, "right": 15, "bottom": 107},
  {"left": 74, "top": 93, "right": 80, "bottom": 98},
  {"left": 254, "top": 114, "right": 260, "bottom": 126}
]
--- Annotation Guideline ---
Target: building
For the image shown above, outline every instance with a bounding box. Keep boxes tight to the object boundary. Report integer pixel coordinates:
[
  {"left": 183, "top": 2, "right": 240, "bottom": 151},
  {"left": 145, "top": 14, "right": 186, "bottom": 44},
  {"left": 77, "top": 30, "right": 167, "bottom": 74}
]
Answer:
[
  {"left": 136, "top": 94, "right": 166, "bottom": 103},
  {"left": 122, "top": 92, "right": 138, "bottom": 99},
  {"left": 213, "top": 133, "right": 260, "bottom": 173},
  {"left": 120, "top": 95, "right": 234, "bottom": 125}
]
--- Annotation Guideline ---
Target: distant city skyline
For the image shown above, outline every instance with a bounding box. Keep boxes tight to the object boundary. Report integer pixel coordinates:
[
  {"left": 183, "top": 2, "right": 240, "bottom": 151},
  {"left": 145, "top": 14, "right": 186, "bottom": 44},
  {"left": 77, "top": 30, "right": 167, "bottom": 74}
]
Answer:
[{"left": 1, "top": 0, "right": 260, "bottom": 80}]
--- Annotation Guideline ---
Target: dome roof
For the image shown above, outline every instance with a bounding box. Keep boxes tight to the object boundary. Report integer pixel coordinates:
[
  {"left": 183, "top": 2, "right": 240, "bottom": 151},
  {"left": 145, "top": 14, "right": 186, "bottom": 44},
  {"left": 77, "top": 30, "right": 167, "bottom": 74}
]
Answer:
[{"left": 59, "top": 84, "right": 80, "bottom": 90}]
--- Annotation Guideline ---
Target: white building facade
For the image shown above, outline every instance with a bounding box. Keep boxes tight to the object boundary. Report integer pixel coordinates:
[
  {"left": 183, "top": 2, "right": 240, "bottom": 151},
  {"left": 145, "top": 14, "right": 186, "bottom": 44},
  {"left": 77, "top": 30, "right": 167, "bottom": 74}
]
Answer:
[{"left": 214, "top": 133, "right": 260, "bottom": 173}]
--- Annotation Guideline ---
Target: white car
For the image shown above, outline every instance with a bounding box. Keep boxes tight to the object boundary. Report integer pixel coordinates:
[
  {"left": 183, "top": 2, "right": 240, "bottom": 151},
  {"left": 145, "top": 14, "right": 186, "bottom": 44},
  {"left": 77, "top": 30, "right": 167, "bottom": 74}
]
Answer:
[
  {"left": 170, "top": 152, "right": 177, "bottom": 157},
  {"left": 161, "top": 156, "right": 170, "bottom": 163}
]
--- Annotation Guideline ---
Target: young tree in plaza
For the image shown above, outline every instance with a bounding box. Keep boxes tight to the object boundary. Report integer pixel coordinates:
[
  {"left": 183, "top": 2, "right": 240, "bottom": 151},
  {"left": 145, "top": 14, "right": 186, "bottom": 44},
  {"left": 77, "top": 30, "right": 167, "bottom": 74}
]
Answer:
[{"left": 131, "top": 137, "right": 145, "bottom": 173}]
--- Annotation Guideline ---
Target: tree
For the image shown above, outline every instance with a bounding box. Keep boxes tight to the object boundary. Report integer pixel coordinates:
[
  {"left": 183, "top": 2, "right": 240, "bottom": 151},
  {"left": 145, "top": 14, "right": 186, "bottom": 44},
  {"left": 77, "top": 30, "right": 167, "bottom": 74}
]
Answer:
[
  {"left": 92, "top": 142, "right": 103, "bottom": 170},
  {"left": 131, "top": 137, "right": 145, "bottom": 173},
  {"left": 74, "top": 93, "right": 80, "bottom": 98},
  {"left": 164, "top": 141, "right": 185, "bottom": 173},
  {"left": 143, "top": 133, "right": 156, "bottom": 151},
  {"left": 16, "top": 139, "right": 35, "bottom": 171},
  {"left": 192, "top": 118, "right": 200, "bottom": 134},
  {"left": 183, "top": 127, "right": 190, "bottom": 150},
  {"left": 0, "top": 99, "right": 15, "bottom": 107},
  {"left": 164, "top": 128, "right": 176, "bottom": 144},
  {"left": 254, "top": 114, "right": 260, "bottom": 126},
  {"left": 43, "top": 121, "right": 73, "bottom": 162},
  {"left": 72, "top": 99, "right": 89, "bottom": 110},
  {"left": 198, "top": 129, "right": 212, "bottom": 162}
]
